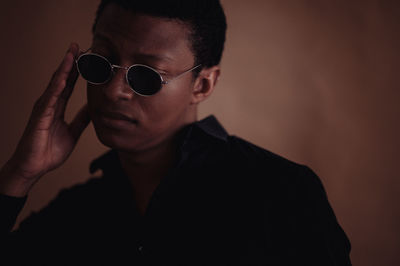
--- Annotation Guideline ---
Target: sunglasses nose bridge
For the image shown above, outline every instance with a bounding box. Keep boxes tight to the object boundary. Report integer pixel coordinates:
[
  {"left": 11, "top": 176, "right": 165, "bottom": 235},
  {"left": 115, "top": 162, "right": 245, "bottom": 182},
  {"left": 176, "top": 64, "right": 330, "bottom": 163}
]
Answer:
[
  {"left": 111, "top": 65, "right": 133, "bottom": 90},
  {"left": 111, "top": 64, "right": 129, "bottom": 73},
  {"left": 102, "top": 68, "right": 134, "bottom": 101}
]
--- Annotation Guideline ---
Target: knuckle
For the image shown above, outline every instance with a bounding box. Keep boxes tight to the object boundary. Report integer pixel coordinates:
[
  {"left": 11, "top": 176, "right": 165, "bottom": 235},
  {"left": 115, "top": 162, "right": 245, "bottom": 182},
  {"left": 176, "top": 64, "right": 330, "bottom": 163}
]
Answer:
[
  {"left": 53, "top": 76, "right": 66, "bottom": 89},
  {"left": 59, "top": 79, "right": 67, "bottom": 88}
]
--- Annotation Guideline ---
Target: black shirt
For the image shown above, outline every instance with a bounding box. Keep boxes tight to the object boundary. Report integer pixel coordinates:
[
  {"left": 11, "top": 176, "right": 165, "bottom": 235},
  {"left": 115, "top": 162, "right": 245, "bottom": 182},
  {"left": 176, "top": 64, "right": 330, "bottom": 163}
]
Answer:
[{"left": 0, "top": 115, "right": 351, "bottom": 265}]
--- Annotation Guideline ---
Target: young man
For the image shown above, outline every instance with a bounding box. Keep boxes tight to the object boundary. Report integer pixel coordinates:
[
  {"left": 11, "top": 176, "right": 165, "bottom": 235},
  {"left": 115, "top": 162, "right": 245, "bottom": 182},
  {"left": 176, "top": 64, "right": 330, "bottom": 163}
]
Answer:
[{"left": 0, "top": 0, "right": 351, "bottom": 264}]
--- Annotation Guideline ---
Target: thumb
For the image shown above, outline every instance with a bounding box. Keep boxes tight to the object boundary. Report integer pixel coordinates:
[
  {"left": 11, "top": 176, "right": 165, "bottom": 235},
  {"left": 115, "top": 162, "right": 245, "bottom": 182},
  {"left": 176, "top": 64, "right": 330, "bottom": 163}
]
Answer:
[{"left": 69, "top": 104, "right": 91, "bottom": 141}]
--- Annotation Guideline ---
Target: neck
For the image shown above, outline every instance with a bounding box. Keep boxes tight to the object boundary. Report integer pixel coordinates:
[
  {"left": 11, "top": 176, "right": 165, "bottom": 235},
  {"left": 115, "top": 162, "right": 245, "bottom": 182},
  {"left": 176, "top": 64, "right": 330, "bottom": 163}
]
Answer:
[
  {"left": 117, "top": 109, "right": 197, "bottom": 190},
  {"left": 116, "top": 108, "right": 198, "bottom": 214},
  {"left": 117, "top": 131, "right": 180, "bottom": 214},
  {"left": 117, "top": 132, "right": 179, "bottom": 185}
]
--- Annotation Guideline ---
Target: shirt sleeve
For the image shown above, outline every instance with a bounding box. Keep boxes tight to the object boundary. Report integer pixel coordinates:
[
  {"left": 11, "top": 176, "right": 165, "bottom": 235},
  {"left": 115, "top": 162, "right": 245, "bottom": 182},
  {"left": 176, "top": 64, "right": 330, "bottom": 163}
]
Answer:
[
  {"left": 293, "top": 166, "right": 352, "bottom": 266},
  {"left": 0, "top": 187, "right": 85, "bottom": 264},
  {"left": 0, "top": 194, "right": 31, "bottom": 264},
  {"left": 0, "top": 193, "right": 27, "bottom": 234}
]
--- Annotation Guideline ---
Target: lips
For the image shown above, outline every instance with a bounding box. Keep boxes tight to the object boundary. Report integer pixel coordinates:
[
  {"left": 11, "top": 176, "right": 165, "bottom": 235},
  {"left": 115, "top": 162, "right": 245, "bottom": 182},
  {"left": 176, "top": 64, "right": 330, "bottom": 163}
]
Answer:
[
  {"left": 100, "top": 111, "right": 137, "bottom": 123},
  {"left": 96, "top": 110, "right": 138, "bottom": 129}
]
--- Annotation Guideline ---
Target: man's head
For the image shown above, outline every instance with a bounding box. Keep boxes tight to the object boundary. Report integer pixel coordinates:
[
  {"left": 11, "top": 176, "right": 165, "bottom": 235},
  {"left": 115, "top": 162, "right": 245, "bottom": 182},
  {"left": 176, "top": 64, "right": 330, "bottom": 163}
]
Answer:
[
  {"left": 86, "top": 0, "right": 227, "bottom": 152},
  {"left": 92, "top": 0, "right": 227, "bottom": 74}
]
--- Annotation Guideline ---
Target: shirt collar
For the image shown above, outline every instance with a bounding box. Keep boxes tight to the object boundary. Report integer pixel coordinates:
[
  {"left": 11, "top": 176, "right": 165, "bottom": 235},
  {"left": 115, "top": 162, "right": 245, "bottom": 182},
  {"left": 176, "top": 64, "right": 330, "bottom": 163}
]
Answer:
[
  {"left": 89, "top": 115, "right": 228, "bottom": 174},
  {"left": 194, "top": 115, "right": 228, "bottom": 142}
]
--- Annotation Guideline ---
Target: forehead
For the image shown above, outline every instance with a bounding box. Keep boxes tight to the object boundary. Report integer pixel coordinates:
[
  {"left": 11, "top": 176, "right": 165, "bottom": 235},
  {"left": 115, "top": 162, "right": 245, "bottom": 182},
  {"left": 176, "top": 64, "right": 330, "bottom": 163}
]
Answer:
[{"left": 93, "top": 3, "right": 194, "bottom": 64}]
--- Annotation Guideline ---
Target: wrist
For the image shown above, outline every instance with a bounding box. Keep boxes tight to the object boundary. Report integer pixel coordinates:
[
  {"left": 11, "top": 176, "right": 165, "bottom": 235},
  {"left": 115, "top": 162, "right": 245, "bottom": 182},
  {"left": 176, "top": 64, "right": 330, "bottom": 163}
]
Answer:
[{"left": 0, "top": 161, "right": 38, "bottom": 197}]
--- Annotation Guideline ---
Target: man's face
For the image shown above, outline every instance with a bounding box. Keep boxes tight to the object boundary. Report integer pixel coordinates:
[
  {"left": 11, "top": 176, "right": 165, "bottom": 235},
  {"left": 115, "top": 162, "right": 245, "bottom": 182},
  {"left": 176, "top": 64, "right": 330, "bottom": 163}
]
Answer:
[{"left": 87, "top": 4, "right": 197, "bottom": 152}]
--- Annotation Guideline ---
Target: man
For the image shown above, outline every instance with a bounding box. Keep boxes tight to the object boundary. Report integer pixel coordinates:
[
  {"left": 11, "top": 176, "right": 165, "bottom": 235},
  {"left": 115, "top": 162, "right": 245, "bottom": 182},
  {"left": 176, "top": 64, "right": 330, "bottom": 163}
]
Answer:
[{"left": 0, "top": 0, "right": 352, "bottom": 265}]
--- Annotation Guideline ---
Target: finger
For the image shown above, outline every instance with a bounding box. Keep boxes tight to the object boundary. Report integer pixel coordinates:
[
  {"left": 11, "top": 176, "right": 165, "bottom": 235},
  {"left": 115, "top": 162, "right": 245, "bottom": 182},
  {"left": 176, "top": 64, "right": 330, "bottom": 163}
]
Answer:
[
  {"left": 51, "top": 46, "right": 76, "bottom": 96},
  {"left": 56, "top": 65, "right": 79, "bottom": 120},
  {"left": 56, "top": 44, "right": 81, "bottom": 119},
  {"left": 68, "top": 104, "right": 91, "bottom": 142},
  {"left": 27, "top": 44, "right": 80, "bottom": 132},
  {"left": 32, "top": 43, "right": 79, "bottom": 122},
  {"left": 60, "top": 43, "right": 80, "bottom": 101},
  {"left": 41, "top": 44, "right": 78, "bottom": 111}
]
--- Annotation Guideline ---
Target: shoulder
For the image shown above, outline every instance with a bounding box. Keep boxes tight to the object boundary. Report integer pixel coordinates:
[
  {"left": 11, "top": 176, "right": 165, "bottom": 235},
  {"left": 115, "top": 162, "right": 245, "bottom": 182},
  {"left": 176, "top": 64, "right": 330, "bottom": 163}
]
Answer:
[
  {"left": 227, "top": 135, "right": 297, "bottom": 165},
  {"left": 190, "top": 116, "right": 318, "bottom": 190},
  {"left": 225, "top": 136, "right": 351, "bottom": 264},
  {"left": 223, "top": 135, "right": 329, "bottom": 214},
  {"left": 225, "top": 135, "right": 316, "bottom": 184}
]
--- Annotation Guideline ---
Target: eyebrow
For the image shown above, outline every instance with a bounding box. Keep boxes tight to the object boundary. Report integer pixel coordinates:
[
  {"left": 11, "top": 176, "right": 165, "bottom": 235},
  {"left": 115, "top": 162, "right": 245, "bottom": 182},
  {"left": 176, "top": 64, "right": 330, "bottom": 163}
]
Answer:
[{"left": 93, "top": 33, "right": 175, "bottom": 62}]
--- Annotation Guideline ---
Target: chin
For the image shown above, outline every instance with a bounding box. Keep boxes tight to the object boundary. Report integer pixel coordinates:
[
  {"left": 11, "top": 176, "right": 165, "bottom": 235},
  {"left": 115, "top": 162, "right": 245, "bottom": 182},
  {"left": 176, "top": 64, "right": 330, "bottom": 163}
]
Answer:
[{"left": 93, "top": 124, "right": 141, "bottom": 152}]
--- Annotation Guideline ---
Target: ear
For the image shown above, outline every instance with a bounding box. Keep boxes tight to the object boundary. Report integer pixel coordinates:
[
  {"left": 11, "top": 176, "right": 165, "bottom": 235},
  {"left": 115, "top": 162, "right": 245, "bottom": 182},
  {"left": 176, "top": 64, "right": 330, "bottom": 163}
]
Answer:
[{"left": 190, "top": 66, "right": 221, "bottom": 105}]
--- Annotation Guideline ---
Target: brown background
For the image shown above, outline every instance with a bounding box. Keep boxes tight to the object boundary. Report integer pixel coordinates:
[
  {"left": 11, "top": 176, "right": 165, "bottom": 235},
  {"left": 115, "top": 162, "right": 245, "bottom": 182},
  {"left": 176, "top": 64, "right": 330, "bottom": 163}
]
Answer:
[{"left": 0, "top": 0, "right": 399, "bottom": 265}]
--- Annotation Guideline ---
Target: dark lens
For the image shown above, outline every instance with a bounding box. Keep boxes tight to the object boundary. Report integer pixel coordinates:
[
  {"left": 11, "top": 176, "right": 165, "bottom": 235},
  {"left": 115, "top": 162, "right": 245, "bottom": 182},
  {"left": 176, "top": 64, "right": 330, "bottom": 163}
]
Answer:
[
  {"left": 77, "top": 54, "right": 111, "bottom": 84},
  {"left": 127, "top": 65, "right": 162, "bottom": 96}
]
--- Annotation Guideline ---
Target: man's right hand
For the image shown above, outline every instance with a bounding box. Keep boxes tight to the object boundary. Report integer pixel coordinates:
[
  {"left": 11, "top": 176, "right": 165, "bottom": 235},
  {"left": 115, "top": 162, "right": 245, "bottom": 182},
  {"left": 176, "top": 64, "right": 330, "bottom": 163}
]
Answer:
[{"left": 0, "top": 43, "right": 91, "bottom": 197}]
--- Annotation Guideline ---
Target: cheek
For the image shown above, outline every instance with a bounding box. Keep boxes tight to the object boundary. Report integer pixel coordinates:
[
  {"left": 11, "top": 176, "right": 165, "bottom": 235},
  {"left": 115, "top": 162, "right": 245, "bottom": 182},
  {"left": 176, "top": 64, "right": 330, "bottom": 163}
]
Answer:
[{"left": 141, "top": 83, "right": 192, "bottom": 121}]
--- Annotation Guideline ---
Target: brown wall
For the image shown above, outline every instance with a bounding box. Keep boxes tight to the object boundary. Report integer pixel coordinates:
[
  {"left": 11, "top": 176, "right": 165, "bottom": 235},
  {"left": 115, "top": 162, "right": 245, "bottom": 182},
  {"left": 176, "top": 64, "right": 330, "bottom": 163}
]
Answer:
[{"left": 1, "top": 1, "right": 399, "bottom": 265}]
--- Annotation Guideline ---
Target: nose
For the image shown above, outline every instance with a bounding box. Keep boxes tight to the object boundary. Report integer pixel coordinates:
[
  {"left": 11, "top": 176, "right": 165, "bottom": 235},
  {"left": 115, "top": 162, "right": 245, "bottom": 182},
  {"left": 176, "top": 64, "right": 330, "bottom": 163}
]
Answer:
[{"left": 102, "top": 68, "right": 133, "bottom": 102}]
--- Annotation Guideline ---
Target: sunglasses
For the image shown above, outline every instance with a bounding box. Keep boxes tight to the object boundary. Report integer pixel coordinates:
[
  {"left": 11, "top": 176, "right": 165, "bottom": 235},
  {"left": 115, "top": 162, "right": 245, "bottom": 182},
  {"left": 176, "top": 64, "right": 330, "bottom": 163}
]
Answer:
[{"left": 75, "top": 49, "right": 201, "bottom": 96}]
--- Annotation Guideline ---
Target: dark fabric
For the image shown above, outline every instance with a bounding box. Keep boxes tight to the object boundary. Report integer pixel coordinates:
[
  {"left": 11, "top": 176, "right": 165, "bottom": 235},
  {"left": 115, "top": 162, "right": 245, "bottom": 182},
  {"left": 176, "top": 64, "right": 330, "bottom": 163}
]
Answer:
[
  {"left": 0, "top": 194, "right": 27, "bottom": 234},
  {"left": 0, "top": 115, "right": 351, "bottom": 265}
]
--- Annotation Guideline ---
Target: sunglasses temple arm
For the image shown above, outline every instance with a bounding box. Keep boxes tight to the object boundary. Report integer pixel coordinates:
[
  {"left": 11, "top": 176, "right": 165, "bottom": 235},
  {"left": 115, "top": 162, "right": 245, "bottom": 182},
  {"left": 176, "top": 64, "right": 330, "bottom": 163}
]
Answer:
[{"left": 163, "top": 64, "right": 202, "bottom": 84}]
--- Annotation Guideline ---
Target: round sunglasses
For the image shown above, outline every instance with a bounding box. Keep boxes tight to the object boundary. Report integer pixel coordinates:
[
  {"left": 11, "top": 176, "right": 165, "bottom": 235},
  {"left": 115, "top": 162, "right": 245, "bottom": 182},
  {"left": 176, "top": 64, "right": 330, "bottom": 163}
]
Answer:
[{"left": 75, "top": 49, "right": 201, "bottom": 96}]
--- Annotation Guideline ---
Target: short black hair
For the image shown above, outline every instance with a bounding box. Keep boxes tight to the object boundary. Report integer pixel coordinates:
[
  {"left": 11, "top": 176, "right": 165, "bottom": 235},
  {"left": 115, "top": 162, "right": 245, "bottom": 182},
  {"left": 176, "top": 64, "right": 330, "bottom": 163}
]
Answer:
[{"left": 92, "top": 0, "right": 227, "bottom": 73}]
